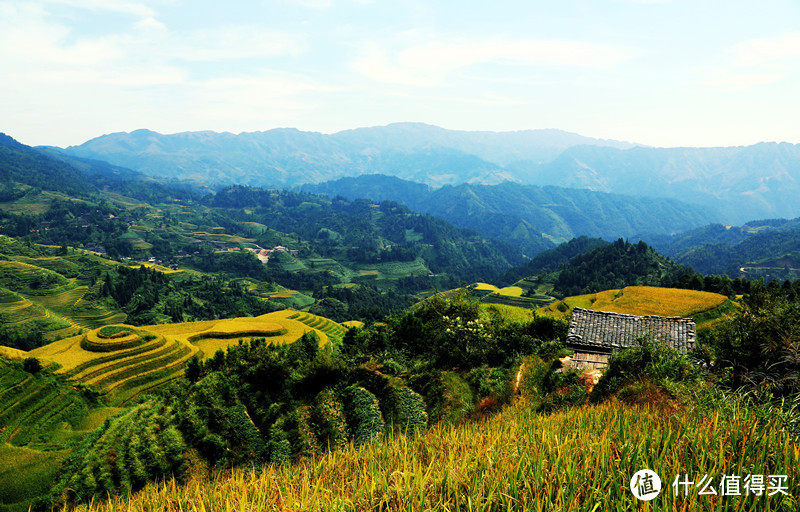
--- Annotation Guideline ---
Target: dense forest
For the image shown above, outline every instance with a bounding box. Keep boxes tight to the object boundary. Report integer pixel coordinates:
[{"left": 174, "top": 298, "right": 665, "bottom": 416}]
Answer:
[{"left": 548, "top": 238, "right": 690, "bottom": 297}]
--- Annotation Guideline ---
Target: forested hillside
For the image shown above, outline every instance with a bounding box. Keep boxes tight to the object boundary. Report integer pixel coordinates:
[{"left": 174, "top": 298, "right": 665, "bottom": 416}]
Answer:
[
  {"left": 303, "top": 175, "right": 715, "bottom": 255},
  {"left": 649, "top": 217, "right": 800, "bottom": 280}
]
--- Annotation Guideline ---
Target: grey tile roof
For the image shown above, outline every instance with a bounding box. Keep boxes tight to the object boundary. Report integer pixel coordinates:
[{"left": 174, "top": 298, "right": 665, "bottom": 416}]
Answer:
[{"left": 566, "top": 307, "right": 696, "bottom": 352}]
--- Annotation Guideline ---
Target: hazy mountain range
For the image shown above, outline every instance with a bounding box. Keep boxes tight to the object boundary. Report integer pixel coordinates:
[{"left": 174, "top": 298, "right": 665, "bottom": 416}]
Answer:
[
  {"left": 56, "top": 123, "right": 800, "bottom": 224},
  {"left": 57, "top": 123, "right": 633, "bottom": 188}
]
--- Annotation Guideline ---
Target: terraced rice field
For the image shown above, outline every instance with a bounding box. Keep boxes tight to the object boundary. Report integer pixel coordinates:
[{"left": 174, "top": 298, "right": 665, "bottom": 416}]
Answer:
[
  {"left": 287, "top": 311, "right": 347, "bottom": 345},
  {"left": 469, "top": 282, "right": 556, "bottom": 310},
  {"left": 0, "top": 360, "right": 87, "bottom": 447},
  {"left": 25, "top": 309, "right": 345, "bottom": 406},
  {"left": 30, "top": 326, "right": 199, "bottom": 406},
  {"left": 0, "top": 257, "right": 126, "bottom": 342},
  {"left": 537, "top": 286, "right": 730, "bottom": 320},
  {"left": 147, "top": 311, "right": 332, "bottom": 360},
  {"left": 479, "top": 303, "right": 537, "bottom": 323}
]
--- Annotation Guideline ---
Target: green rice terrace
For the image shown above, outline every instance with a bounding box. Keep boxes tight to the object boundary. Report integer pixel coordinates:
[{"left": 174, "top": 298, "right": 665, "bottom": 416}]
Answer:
[
  {"left": 470, "top": 281, "right": 557, "bottom": 309},
  {"left": 0, "top": 251, "right": 127, "bottom": 343}
]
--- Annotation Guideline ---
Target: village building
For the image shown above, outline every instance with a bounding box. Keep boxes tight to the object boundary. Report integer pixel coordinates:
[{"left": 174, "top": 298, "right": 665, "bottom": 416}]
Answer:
[{"left": 564, "top": 307, "right": 696, "bottom": 370}]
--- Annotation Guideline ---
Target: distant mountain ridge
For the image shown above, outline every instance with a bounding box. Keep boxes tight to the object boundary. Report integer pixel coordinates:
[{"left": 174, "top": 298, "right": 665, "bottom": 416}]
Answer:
[
  {"left": 302, "top": 174, "right": 718, "bottom": 255},
  {"left": 58, "top": 123, "right": 636, "bottom": 188},
  {"left": 57, "top": 124, "right": 800, "bottom": 224},
  {"left": 529, "top": 143, "right": 800, "bottom": 223}
]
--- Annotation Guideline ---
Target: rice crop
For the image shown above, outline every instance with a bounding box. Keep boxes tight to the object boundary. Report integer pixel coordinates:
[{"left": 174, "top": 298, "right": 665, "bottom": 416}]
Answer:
[
  {"left": 68, "top": 398, "right": 799, "bottom": 512},
  {"left": 538, "top": 287, "right": 729, "bottom": 320}
]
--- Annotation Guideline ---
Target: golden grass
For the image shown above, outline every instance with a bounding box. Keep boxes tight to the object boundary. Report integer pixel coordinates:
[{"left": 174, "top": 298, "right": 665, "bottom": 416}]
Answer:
[
  {"left": 342, "top": 320, "right": 365, "bottom": 329},
  {"left": 497, "top": 286, "right": 524, "bottom": 297},
  {"left": 474, "top": 282, "right": 500, "bottom": 292},
  {"left": 29, "top": 335, "right": 95, "bottom": 372},
  {"left": 0, "top": 345, "right": 28, "bottom": 360},
  {"left": 68, "top": 397, "right": 799, "bottom": 512},
  {"left": 538, "top": 286, "right": 728, "bottom": 320},
  {"left": 147, "top": 311, "right": 330, "bottom": 360}
]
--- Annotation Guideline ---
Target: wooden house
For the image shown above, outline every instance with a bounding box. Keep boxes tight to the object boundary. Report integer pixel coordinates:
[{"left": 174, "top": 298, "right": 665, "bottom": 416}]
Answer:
[{"left": 564, "top": 307, "right": 696, "bottom": 370}]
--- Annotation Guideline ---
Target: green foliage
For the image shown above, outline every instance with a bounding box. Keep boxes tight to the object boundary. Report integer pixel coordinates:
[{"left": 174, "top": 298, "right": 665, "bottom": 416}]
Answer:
[
  {"left": 709, "top": 289, "right": 800, "bottom": 396},
  {"left": 295, "top": 405, "right": 321, "bottom": 456},
  {"left": 344, "top": 386, "right": 385, "bottom": 444},
  {"left": 590, "top": 338, "right": 700, "bottom": 402},
  {"left": 551, "top": 238, "right": 690, "bottom": 297},
  {"left": 267, "top": 421, "right": 292, "bottom": 464},
  {"left": 410, "top": 371, "right": 474, "bottom": 425},
  {"left": 172, "top": 372, "right": 266, "bottom": 466},
  {"left": 313, "top": 388, "right": 348, "bottom": 448},
  {"left": 517, "top": 355, "right": 550, "bottom": 405},
  {"left": 393, "top": 386, "right": 427, "bottom": 434},
  {"left": 22, "top": 357, "right": 41, "bottom": 374},
  {"left": 48, "top": 399, "right": 186, "bottom": 507}
]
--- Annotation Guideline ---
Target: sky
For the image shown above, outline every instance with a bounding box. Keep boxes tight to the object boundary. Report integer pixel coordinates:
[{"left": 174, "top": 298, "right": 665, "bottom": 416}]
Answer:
[{"left": 1, "top": 0, "right": 799, "bottom": 148}]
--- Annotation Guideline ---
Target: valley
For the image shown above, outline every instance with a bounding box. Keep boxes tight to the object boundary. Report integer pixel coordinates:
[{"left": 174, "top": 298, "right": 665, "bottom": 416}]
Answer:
[{"left": 1, "top": 129, "right": 799, "bottom": 511}]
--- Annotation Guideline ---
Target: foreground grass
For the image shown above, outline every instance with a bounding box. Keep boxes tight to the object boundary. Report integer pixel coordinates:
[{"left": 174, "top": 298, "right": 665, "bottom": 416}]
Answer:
[{"left": 71, "top": 397, "right": 799, "bottom": 512}]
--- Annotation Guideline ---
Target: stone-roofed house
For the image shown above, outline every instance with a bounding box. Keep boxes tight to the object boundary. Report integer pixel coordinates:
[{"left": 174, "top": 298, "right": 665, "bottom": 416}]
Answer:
[{"left": 564, "top": 307, "right": 696, "bottom": 369}]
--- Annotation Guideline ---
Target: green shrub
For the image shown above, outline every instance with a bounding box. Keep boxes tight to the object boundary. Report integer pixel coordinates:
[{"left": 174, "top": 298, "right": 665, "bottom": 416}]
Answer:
[
  {"left": 295, "top": 405, "right": 320, "bottom": 456},
  {"left": 394, "top": 386, "right": 427, "bottom": 434},
  {"left": 590, "top": 337, "right": 699, "bottom": 402},
  {"left": 517, "top": 355, "right": 550, "bottom": 405},
  {"left": 313, "top": 388, "right": 347, "bottom": 448},
  {"left": 22, "top": 357, "right": 41, "bottom": 374},
  {"left": 345, "top": 386, "right": 384, "bottom": 444}
]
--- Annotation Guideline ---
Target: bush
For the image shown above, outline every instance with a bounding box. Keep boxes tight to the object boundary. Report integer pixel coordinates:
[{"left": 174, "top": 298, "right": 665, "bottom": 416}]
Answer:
[
  {"left": 394, "top": 386, "right": 427, "bottom": 434},
  {"left": 314, "top": 388, "right": 348, "bottom": 448},
  {"left": 22, "top": 357, "right": 41, "bottom": 374},
  {"left": 345, "top": 386, "right": 385, "bottom": 444},
  {"left": 517, "top": 355, "right": 550, "bottom": 404},
  {"left": 590, "top": 337, "right": 699, "bottom": 402}
]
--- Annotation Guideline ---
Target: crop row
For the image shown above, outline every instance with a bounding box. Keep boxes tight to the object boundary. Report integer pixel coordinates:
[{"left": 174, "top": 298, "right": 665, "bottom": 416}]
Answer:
[
  {"left": 50, "top": 399, "right": 186, "bottom": 505},
  {"left": 80, "top": 331, "right": 146, "bottom": 353},
  {"left": 60, "top": 335, "right": 166, "bottom": 379},
  {"left": 85, "top": 341, "right": 191, "bottom": 390},
  {"left": 72, "top": 337, "right": 170, "bottom": 383},
  {"left": 0, "top": 363, "right": 87, "bottom": 447},
  {"left": 187, "top": 328, "right": 288, "bottom": 343},
  {"left": 105, "top": 357, "right": 191, "bottom": 405},
  {"left": 289, "top": 313, "right": 346, "bottom": 340}
]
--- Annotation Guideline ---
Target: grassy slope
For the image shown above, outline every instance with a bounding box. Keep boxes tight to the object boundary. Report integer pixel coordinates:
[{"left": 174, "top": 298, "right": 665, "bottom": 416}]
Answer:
[{"left": 66, "top": 397, "right": 799, "bottom": 512}]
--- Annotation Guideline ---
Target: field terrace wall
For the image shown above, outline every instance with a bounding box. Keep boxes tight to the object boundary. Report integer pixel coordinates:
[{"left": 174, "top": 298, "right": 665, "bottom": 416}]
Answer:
[{"left": 565, "top": 307, "right": 696, "bottom": 370}]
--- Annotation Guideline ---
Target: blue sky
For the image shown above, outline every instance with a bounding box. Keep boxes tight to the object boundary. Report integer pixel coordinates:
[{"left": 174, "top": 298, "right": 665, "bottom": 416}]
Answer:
[{"left": 1, "top": 0, "right": 799, "bottom": 148}]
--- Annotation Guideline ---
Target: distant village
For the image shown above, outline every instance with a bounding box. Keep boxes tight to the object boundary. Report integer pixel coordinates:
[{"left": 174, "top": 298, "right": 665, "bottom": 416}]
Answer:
[{"left": 35, "top": 212, "right": 297, "bottom": 270}]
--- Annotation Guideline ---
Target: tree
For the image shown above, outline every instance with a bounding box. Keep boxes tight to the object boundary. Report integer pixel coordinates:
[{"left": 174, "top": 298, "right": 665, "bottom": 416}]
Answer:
[{"left": 23, "top": 357, "right": 42, "bottom": 374}]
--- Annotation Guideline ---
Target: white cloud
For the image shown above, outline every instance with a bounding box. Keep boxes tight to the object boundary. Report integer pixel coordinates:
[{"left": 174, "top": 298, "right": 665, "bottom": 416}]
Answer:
[
  {"left": 692, "top": 33, "right": 800, "bottom": 91},
  {"left": 694, "top": 68, "right": 785, "bottom": 90},
  {"left": 45, "top": 0, "right": 156, "bottom": 18},
  {"left": 354, "top": 38, "right": 636, "bottom": 87},
  {"left": 733, "top": 33, "right": 800, "bottom": 66},
  {"left": 171, "top": 27, "right": 304, "bottom": 62}
]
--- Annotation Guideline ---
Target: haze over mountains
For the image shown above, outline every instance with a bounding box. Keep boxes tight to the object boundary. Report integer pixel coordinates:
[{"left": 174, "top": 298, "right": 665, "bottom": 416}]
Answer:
[
  {"left": 59, "top": 123, "right": 634, "bottom": 188},
  {"left": 58, "top": 123, "right": 800, "bottom": 225}
]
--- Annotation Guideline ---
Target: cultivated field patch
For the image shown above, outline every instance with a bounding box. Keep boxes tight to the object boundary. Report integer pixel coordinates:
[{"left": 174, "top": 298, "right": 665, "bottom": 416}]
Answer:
[{"left": 537, "top": 286, "right": 729, "bottom": 320}]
